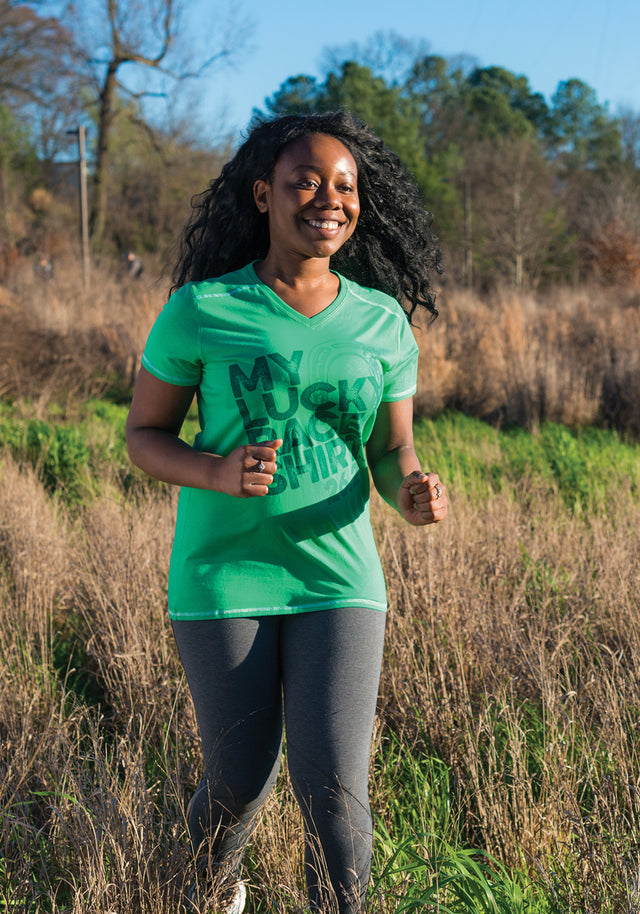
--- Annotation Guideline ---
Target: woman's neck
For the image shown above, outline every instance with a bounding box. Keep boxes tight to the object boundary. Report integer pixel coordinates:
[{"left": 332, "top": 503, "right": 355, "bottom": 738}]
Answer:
[{"left": 254, "top": 254, "right": 340, "bottom": 318}]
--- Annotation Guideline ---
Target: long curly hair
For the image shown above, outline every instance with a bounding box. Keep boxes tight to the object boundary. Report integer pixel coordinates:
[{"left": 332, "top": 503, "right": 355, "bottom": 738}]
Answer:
[{"left": 171, "top": 111, "right": 442, "bottom": 322}]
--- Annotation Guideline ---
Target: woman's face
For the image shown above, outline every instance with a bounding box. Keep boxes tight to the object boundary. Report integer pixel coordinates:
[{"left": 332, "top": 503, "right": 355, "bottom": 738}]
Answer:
[{"left": 253, "top": 133, "right": 360, "bottom": 263}]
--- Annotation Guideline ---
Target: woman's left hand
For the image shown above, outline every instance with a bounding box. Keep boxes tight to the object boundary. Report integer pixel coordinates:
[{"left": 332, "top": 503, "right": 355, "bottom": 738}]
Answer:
[{"left": 398, "top": 471, "right": 448, "bottom": 526}]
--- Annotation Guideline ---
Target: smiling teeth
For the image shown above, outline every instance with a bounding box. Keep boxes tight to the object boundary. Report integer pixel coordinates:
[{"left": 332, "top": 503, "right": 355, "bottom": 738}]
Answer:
[{"left": 307, "top": 220, "right": 340, "bottom": 229}]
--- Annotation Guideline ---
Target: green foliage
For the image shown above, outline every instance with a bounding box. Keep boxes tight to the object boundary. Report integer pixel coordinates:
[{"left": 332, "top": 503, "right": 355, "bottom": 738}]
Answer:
[
  {"left": 0, "top": 847, "right": 41, "bottom": 913},
  {"left": 413, "top": 411, "right": 640, "bottom": 511},
  {"left": 325, "top": 62, "right": 429, "bottom": 186},
  {"left": 260, "top": 74, "right": 323, "bottom": 118},
  {"left": 462, "top": 66, "right": 549, "bottom": 140},
  {"left": 3, "top": 0, "right": 636, "bottom": 288},
  {"left": 372, "top": 837, "right": 538, "bottom": 913},
  {"left": 548, "top": 79, "right": 623, "bottom": 173},
  {"left": 258, "top": 43, "right": 636, "bottom": 286},
  {"left": 407, "top": 54, "right": 459, "bottom": 132},
  {"left": 0, "top": 398, "right": 199, "bottom": 503},
  {"left": 2, "top": 400, "right": 636, "bottom": 518},
  {"left": 0, "top": 414, "right": 92, "bottom": 501},
  {"left": 371, "top": 736, "right": 544, "bottom": 912},
  {"left": 375, "top": 731, "right": 458, "bottom": 844},
  {"left": 0, "top": 104, "right": 37, "bottom": 169},
  {"left": 3, "top": 394, "right": 640, "bottom": 911}
]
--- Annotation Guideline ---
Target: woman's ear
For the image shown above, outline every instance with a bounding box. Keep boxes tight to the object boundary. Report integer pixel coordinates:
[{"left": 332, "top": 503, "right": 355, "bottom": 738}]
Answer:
[{"left": 253, "top": 179, "right": 269, "bottom": 213}]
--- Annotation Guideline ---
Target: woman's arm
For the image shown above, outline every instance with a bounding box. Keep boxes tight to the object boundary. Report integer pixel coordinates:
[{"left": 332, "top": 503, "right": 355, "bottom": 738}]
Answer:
[
  {"left": 125, "top": 367, "right": 281, "bottom": 498},
  {"left": 366, "top": 398, "right": 447, "bottom": 526}
]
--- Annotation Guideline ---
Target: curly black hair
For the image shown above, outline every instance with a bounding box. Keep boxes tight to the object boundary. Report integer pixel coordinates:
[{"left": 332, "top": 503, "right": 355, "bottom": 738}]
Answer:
[{"left": 171, "top": 111, "right": 442, "bottom": 322}]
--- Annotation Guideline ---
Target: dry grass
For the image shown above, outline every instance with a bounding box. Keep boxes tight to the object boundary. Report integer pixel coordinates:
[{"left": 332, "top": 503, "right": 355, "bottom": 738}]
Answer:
[
  {"left": 415, "top": 283, "right": 640, "bottom": 437},
  {"left": 0, "top": 255, "right": 168, "bottom": 405}
]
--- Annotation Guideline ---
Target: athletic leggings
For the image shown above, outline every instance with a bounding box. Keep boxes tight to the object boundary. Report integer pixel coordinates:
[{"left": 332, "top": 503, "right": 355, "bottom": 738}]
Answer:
[{"left": 171, "top": 607, "right": 386, "bottom": 913}]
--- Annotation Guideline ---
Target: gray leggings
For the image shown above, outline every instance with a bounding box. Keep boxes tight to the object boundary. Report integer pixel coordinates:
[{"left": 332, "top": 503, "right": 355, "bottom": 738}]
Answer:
[{"left": 171, "top": 607, "right": 386, "bottom": 913}]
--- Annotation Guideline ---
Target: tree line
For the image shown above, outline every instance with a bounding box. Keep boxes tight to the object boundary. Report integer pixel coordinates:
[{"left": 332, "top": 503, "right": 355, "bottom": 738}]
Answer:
[{"left": 1, "top": 2, "right": 639, "bottom": 290}]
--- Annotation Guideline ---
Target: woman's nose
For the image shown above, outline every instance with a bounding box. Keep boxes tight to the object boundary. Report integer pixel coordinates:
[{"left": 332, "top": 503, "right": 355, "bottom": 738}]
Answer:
[{"left": 314, "top": 182, "right": 340, "bottom": 208}]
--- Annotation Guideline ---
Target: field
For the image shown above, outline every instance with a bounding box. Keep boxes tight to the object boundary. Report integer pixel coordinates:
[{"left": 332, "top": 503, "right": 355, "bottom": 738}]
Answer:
[{"left": 1, "top": 260, "right": 640, "bottom": 913}]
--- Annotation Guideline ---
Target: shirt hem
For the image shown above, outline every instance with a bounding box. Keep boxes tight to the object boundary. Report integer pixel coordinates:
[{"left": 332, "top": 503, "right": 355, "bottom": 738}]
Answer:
[
  {"left": 141, "top": 354, "right": 200, "bottom": 386},
  {"left": 168, "top": 597, "right": 387, "bottom": 621},
  {"left": 381, "top": 385, "right": 417, "bottom": 402}
]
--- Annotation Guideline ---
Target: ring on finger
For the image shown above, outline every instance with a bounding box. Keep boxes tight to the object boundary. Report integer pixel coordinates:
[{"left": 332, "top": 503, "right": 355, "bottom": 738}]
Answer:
[
  {"left": 253, "top": 459, "right": 265, "bottom": 473},
  {"left": 434, "top": 484, "right": 442, "bottom": 500}
]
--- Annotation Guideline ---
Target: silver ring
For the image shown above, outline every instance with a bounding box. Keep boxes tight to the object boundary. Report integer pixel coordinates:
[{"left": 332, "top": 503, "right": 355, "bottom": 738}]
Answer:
[
  {"left": 434, "top": 485, "right": 442, "bottom": 500},
  {"left": 253, "top": 459, "right": 265, "bottom": 473}
]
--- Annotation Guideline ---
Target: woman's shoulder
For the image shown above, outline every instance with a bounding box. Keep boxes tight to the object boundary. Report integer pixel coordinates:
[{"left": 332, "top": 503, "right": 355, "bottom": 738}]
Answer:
[
  {"left": 181, "top": 263, "right": 258, "bottom": 302},
  {"left": 338, "top": 272, "right": 409, "bottom": 322}
]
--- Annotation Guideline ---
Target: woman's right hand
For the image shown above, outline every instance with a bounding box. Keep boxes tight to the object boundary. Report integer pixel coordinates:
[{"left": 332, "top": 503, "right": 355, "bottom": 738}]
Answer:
[{"left": 216, "top": 440, "right": 283, "bottom": 498}]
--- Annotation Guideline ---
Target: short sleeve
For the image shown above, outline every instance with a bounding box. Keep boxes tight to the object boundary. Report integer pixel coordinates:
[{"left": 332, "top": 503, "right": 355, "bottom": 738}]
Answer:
[
  {"left": 382, "top": 313, "right": 419, "bottom": 402},
  {"left": 141, "top": 285, "right": 202, "bottom": 386}
]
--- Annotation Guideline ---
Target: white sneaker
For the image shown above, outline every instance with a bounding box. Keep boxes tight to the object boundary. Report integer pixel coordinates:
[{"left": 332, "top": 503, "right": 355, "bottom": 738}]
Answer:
[
  {"left": 187, "top": 877, "right": 246, "bottom": 914},
  {"left": 223, "top": 881, "right": 246, "bottom": 914}
]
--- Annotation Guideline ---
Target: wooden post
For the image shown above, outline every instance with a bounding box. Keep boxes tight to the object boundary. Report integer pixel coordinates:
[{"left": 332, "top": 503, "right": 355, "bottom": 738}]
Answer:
[{"left": 67, "top": 126, "right": 90, "bottom": 290}]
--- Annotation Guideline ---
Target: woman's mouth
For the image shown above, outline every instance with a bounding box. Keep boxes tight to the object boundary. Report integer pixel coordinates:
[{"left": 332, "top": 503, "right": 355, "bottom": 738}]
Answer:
[{"left": 305, "top": 218, "right": 343, "bottom": 231}]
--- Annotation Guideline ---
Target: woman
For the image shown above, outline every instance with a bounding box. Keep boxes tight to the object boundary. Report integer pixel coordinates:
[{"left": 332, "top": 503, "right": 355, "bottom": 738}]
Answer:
[{"left": 126, "top": 111, "right": 447, "bottom": 914}]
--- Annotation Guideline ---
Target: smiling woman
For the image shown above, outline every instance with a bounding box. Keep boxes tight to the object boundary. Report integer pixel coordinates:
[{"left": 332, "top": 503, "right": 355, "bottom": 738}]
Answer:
[{"left": 125, "top": 110, "right": 446, "bottom": 914}]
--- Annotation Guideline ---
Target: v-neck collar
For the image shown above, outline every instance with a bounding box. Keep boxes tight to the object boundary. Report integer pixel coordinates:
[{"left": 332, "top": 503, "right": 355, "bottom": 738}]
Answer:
[{"left": 248, "top": 261, "right": 347, "bottom": 327}]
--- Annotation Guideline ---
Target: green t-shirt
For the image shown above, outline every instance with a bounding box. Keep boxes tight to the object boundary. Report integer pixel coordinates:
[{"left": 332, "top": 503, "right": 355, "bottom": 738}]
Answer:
[{"left": 142, "top": 262, "right": 419, "bottom": 620}]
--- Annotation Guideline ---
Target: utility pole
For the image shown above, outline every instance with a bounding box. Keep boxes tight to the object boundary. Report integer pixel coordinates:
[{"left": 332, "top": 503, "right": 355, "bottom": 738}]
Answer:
[{"left": 67, "top": 126, "right": 90, "bottom": 291}]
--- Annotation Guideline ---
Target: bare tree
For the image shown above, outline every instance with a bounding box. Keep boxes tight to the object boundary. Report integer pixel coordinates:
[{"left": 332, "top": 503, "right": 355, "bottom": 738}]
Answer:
[
  {"left": 0, "top": 2, "right": 66, "bottom": 100},
  {"left": 61, "top": 0, "right": 250, "bottom": 244},
  {"left": 470, "top": 136, "right": 566, "bottom": 288},
  {"left": 319, "top": 30, "right": 431, "bottom": 87},
  {"left": 0, "top": 1, "right": 82, "bottom": 157}
]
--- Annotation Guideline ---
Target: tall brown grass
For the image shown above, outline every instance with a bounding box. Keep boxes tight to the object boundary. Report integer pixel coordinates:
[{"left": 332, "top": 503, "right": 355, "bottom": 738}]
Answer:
[
  {"left": 416, "top": 283, "right": 640, "bottom": 437},
  {"left": 0, "top": 255, "right": 167, "bottom": 405},
  {"left": 0, "top": 458, "right": 326, "bottom": 911}
]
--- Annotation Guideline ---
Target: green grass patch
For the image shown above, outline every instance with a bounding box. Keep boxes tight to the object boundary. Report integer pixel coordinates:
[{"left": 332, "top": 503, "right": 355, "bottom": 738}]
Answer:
[
  {"left": 371, "top": 735, "right": 550, "bottom": 912},
  {"left": 413, "top": 411, "right": 640, "bottom": 511},
  {"left": 0, "top": 398, "right": 200, "bottom": 501}
]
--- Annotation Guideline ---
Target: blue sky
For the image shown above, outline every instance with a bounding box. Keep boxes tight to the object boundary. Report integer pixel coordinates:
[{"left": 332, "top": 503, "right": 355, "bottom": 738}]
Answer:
[{"left": 189, "top": 0, "right": 640, "bottom": 138}]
